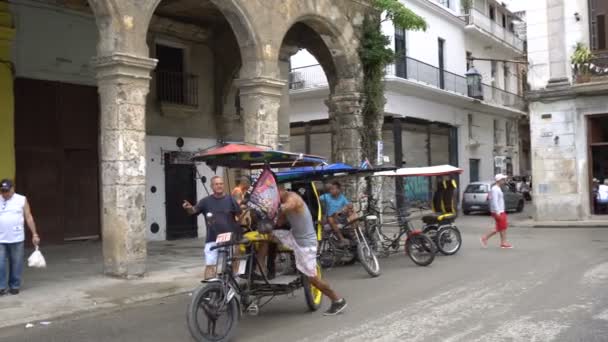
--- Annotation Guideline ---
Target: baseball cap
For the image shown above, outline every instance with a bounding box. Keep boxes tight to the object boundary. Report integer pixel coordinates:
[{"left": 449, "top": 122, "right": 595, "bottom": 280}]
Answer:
[
  {"left": 0, "top": 179, "right": 13, "bottom": 191},
  {"left": 495, "top": 174, "right": 507, "bottom": 182}
]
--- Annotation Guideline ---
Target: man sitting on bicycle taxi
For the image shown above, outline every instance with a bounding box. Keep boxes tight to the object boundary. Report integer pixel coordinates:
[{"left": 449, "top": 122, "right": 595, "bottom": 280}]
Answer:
[
  {"left": 320, "top": 181, "right": 356, "bottom": 246},
  {"left": 183, "top": 176, "right": 241, "bottom": 280},
  {"left": 274, "top": 185, "right": 348, "bottom": 315}
]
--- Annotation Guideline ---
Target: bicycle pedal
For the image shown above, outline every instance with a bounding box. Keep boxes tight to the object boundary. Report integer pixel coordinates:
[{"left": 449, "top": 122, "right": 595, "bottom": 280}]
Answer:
[{"left": 246, "top": 303, "right": 259, "bottom": 316}]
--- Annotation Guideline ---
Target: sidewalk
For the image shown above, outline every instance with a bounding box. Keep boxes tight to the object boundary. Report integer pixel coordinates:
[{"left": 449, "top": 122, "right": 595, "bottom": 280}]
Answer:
[
  {"left": 0, "top": 239, "right": 205, "bottom": 329},
  {"left": 512, "top": 219, "right": 608, "bottom": 228}
]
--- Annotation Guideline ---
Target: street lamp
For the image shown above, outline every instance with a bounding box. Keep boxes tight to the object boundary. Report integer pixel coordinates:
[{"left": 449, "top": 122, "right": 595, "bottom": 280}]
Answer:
[{"left": 466, "top": 66, "right": 483, "bottom": 100}]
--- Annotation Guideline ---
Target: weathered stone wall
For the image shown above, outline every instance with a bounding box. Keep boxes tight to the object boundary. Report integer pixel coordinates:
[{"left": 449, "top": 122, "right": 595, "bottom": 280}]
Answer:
[{"left": 528, "top": 92, "right": 608, "bottom": 221}]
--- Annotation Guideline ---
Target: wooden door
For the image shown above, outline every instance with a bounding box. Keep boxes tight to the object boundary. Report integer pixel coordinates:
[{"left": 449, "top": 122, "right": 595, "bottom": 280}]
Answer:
[
  {"left": 14, "top": 78, "right": 100, "bottom": 243},
  {"left": 164, "top": 153, "right": 198, "bottom": 240}
]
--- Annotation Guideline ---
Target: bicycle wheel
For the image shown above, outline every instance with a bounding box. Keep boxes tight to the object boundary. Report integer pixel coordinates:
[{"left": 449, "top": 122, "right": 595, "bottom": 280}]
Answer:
[
  {"left": 302, "top": 264, "right": 323, "bottom": 311},
  {"left": 406, "top": 234, "right": 436, "bottom": 267},
  {"left": 357, "top": 241, "right": 381, "bottom": 277},
  {"left": 187, "top": 282, "right": 240, "bottom": 342},
  {"left": 436, "top": 226, "right": 462, "bottom": 256},
  {"left": 422, "top": 225, "right": 438, "bottom": 244},
  {"left": 366, "top": 223, "right": 383, "bottom": 253},
  {"left": 318, "top": 239, "right": 335, "bottom": 269}
]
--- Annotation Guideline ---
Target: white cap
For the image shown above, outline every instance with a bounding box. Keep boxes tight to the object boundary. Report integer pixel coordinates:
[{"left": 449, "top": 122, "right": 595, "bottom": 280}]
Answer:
[{"left": 495, "top": 174, "right": 507, "bottom": 182}]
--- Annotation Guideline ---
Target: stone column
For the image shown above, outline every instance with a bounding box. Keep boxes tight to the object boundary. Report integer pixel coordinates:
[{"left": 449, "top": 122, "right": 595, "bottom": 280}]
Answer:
[
  {"left": 278, "top": 46, "right": 299, "bottom": 151},
  {"left": 93, "top": 53, "right": 157, "bottom": 278},
  {"left": 326, "top": 92, "right": 364, "bottom": 165},
  {"left": 546, "top": 0, "right": 569, "bottom": 86},
  {"left": 326, "top": 92, "right": 364, "bottom": 199},
  {"left": 235, "top": 77, "right": 286, "bottom": 149}
]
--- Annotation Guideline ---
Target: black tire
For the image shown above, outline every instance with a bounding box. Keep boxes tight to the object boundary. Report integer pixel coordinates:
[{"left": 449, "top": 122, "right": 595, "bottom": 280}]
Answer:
[
  {"left": 356, "top": 242, "right": 381, "bottom": 277},
  {"left": 318, "top": 240, "right": 335, "bottom": 269},
  {"left": 436, "top": 226, "right": 462, "bottom": 256},
  {"left": 406, "top": 234, "right": 436, "bottom": 267},
  {"left": 463, "top": 210, "right": 471, "bottom": 215},
  {"left": 516, "top": 200, "right": 524, "bottom": 213},
  {"left": 302, "top": 264, "right": 323, "bottom": 311},
  {"left": 187, "top": 283, "right": 239, "bottom": 342},
  {"left": 367, "top": 224, "right": 384, "bottom": 255}
]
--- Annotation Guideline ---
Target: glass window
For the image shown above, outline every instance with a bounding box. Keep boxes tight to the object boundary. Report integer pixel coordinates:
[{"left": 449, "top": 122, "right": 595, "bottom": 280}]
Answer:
[{"left": 465, "top": 184, "right": 488, "bottom": 193}]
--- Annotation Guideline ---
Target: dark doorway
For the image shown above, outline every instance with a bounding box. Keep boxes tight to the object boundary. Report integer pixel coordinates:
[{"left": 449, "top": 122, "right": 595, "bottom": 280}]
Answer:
[
  {"left": 588, "top": 115, "right": 608, "bottom": 214},
  {"left": 395, "top": 25, "right": 407, "bottom": 78},
  {"left": 469, "top": 159, "right": 480, "bottom": 182},
  {"left": 156, "top": 44, "right": 185, "bottom": 104},
  {"left": 164, "top": 153, "right": 198, "bottom": 240},
  {"left": 14, "top": 78, "right": 100, "bottom": 244}
]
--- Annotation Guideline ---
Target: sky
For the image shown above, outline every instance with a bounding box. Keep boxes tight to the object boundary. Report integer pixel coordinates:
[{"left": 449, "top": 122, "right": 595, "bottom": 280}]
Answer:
[{"left": 502, "top": 0, "right": 526, "bottom": 12}]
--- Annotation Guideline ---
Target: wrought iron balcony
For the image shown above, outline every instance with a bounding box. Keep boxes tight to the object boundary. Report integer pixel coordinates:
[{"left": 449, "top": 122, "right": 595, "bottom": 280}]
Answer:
[
  {"left": 289, "top": 58, "right": 525, "bottom": 111},
  {"left": 465, "top": 8, "right": 525, "bottom": 52},
  {"left": 156, "top": 70, "right": 199, "bottom": 107}
]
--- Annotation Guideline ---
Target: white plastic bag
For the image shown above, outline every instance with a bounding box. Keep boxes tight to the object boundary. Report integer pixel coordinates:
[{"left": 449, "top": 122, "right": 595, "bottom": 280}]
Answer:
[{"left": 28, "top": 246, "right": 46, "bottom": 268}]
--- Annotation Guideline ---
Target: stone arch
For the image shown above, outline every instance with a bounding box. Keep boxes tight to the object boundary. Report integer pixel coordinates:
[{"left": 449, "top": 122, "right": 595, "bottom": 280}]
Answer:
[
  {"left": 88, "top": 0, "right": 263, "bottom": 65},
  {"left": 279, "top": 13, "right": 363, "bottom": 93}
]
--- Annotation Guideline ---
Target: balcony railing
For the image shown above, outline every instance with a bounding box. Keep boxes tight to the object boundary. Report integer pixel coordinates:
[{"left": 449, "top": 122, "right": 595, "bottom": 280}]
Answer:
[
  {"left": 289, "top": 64, "right": 328, "bottom": 90},
  {"left": 481, "top": 83, "right": 525, "bottom": 109},
  {"left": 156, "top": 70, "right": 198, "bottom": 107},
  {"left": 387, "top": 56, "right": 468, "bottom": 95},
  {"left": 465, "top": 8, "right": 524, "bottom": 52},
  {"left": 290, "top": 59, "right": 525, "bottom": 110}
]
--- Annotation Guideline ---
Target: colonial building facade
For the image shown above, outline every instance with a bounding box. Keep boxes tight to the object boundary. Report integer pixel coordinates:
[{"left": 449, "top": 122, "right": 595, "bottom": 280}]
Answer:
[
  {"left": 527, "top": 0, "right": 608, "bottom": 221},
  {"left": 2, "top": 0, "right": 372, "bottom": 277},
  {"left": 288, "top": 0, "right": 530, "bottom": 201}
]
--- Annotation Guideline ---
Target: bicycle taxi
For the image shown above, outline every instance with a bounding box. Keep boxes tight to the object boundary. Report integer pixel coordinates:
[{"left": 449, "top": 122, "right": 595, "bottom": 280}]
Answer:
[
  {"left": 186, "top": 143, "right": 330, "bottom": 342},
  {"left": 275, "top": 163, "right": 388, "bottom": 277},
  {"left": 371, "top": 164, "right": 464, "bottom": 262}
]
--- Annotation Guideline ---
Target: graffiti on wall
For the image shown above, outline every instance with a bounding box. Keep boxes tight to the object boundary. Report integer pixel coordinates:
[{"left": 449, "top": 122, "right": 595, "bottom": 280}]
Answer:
[{"left": 404, "top": 176, "right": 431, "bottom": 206}]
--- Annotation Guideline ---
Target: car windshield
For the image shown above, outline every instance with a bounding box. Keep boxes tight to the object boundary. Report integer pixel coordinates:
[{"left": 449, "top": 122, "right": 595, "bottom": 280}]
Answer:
[{"left": 465, "top": 184, "right": 488, "bottom": 193}]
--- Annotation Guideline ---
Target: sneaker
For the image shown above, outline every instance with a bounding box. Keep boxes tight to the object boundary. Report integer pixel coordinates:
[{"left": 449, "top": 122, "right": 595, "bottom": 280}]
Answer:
[
  {"left": 480, "top": 237, "right": 488, "bottom": 248},
  {"left": 324, "top": 298, "right": 347, "bottom": 316},
  {"left": 0, "top": 289, "right": 6, "bottom": 296},
  {"left": 500, "top": 243, "right": 513, "bottom": 249},
  {"left": 9, "top": 289, "right": 19, "bottom": 295}
]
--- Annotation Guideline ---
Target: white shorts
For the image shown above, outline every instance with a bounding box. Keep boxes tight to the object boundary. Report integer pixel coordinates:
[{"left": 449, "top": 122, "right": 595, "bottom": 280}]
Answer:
[
  {"left": 273, "top": 230, "right": 318, "bottom": 277},
  {"left": 204, "top": 242, "right": 218, "bottom": 266}
]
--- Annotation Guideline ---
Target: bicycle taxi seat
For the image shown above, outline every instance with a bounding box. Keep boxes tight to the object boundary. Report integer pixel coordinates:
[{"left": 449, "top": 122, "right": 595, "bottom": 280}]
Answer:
[{"left": 421, "top": 178, "right": 458, "bottom": 225}]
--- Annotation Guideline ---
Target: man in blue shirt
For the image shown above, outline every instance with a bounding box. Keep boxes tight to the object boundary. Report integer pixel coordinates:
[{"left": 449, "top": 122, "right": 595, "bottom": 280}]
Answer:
[{"left": 319, "top": 181, "right": 352, "bottom": 246}]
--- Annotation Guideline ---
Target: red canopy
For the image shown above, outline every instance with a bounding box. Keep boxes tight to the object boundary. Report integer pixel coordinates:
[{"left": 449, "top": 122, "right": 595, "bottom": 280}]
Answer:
[
  {"left": 198, "top": 143, "right": 268, "bottom": 156},
  {"left": 192, "top": 142, "right": 327, "bottom": 169}
]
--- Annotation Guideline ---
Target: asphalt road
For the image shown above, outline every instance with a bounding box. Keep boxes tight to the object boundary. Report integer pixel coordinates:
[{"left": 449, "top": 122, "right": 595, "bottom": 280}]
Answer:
[{"left": 2, "top": 215, "right": 608, "bottom": 342}]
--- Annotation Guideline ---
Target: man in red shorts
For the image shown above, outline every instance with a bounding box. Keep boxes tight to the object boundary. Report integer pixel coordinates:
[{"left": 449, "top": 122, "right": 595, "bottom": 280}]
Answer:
[{"left": 480, "top": 174, "right": 513, "bottom": 249}]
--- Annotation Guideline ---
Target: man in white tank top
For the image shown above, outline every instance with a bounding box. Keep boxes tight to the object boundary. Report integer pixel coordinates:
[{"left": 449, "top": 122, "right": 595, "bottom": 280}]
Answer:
[{"left": 0, "top": 179, "right": 40, "bottom": 295}]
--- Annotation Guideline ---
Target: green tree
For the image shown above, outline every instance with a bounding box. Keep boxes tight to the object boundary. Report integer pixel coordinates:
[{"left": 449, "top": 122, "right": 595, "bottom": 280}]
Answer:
[{"left": 359, "top": 0, "right": 427, "bottom": 167}]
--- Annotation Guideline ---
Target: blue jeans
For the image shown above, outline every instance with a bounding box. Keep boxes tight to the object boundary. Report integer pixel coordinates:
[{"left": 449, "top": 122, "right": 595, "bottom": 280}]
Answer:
[{"left": 0, "top": 242, "right": 24, "bottom": 290}]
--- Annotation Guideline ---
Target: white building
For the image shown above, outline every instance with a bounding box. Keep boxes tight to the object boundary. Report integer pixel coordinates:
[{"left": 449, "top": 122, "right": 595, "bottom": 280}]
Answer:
[
  {"left": 526, "top": 0, "right": 608, "bottom": 221},
  {"left": 289, "top": 0, "right": 529, "bottom": 200}
]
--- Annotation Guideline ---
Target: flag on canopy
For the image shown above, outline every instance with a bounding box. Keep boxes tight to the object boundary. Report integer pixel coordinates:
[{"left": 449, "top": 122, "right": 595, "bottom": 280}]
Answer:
[{"left": 248, "top": 168, "right": 280, "bottom": 221}]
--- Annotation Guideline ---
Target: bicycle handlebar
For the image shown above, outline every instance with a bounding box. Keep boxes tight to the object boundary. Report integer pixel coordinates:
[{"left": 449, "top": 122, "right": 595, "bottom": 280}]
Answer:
[{"left": 210, "top": 239, "right": 251, "bottom": 251}]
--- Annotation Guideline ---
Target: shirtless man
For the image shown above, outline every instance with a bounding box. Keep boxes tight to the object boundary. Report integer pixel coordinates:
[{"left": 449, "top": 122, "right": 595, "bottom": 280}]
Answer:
[
  {"left": 274, "top": 186, "right": 347, "bottom": 315},
  {"left": 231, "top": 176, "right": 251, "bottom": 206}
]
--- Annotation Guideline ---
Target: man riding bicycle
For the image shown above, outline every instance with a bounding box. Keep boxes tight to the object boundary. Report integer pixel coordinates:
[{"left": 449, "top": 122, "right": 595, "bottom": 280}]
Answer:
[
  {"left": 320, "top": 181, "right": 357, "bottom": 246},
  {"left": 183, "top": 176, "right": 241, "bottom": 279}
]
